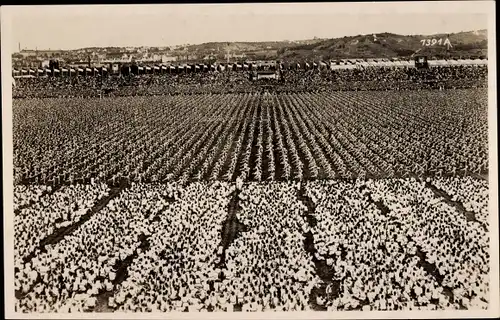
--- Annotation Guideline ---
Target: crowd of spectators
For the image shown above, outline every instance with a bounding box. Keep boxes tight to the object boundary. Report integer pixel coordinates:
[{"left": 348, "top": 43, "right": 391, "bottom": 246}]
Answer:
[
  {"left": 13, "top": 77, "right": 102, "bottom": 99},
  {"left": 13, "top": 65, "right": 487, "bottom": 98},
  {"left": 280, "top": 66, "right": 487, "bottom": 92}
]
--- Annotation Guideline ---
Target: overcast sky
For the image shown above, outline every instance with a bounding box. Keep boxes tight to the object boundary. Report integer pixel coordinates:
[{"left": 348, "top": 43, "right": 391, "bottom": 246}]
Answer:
[{"left": 4, "top": 2, "right": 491, "bottom": 51}]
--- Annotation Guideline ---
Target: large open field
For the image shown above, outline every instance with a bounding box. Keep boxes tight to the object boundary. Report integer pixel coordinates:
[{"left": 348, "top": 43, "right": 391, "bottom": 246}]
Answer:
[
  {"left": 13, "top": 89, "right": 488, "bottom": 185},
  {"left": 13, "top": 89, "right": 490, "bottom": 312}
]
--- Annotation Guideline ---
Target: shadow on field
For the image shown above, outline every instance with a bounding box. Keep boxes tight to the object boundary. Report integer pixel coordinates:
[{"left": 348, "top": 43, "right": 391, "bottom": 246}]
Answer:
[
  {"left": 217, "top": 189, "right": 248, "bottom": 269},
  {"left": 296, "top": 183, "right": 341, "bottom": 311}
]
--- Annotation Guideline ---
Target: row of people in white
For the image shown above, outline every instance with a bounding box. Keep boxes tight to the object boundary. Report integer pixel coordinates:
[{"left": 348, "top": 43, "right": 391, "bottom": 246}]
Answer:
[
  {"left": 307, "top": 180, "right": 451, "bottom": 311},
  {"left": 221, "top": 182, "right": 318, "bottom": 311},
  {"left": 14, "top": 185, "right": 52, "bottom": 211},
  {"left": 14, "top": 88, "right": 487, "bottom": 187}
]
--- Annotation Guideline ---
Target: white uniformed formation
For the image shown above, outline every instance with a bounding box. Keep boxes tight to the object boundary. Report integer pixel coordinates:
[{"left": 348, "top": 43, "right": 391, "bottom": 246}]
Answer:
[
  {"left": 307, "top": 178, "right": 488, "bottom": 310},
  {"left": 14, "top": 177, "right": 489, "bottom": 312},
  {"left": 221, "top": 182, "right": 317, "bottom": 312},
  {"left": 14, "top": 183, "right": 109, "bottom": 263},
  {"left": 114, "top": 182, "right": 234, "bottom": 312},
  {"left": 14, "top": 185, "right": 52, "bottom": 211}
]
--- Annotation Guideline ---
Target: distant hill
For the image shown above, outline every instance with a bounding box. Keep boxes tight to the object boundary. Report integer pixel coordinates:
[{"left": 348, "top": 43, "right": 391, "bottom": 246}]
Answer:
[
  {"left": 181, "top": 30, "right": 487, "bottom": 61},
  {"left": 275, "top": 30, "right": 487, "bottom": 61},
  {"left": 185, "top": 39, "right": 325, "bottom": 61}
]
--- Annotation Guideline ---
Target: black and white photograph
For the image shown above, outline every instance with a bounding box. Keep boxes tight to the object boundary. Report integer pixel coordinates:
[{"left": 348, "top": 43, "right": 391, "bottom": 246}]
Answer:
[{"left": 1, "top": 2, "right": 498, "bottom": 318}]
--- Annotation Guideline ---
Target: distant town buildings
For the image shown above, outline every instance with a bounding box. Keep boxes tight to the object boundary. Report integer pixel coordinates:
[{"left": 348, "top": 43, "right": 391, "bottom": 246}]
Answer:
[
  {"left": 12, "top": 41, "right": 286, "bottom": 69},
  {"left": 162, "top": 55, "right": 177, "bottom": 63},
  {"left": 18, "top": 49, "right": 66, "bottom": 58}
]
